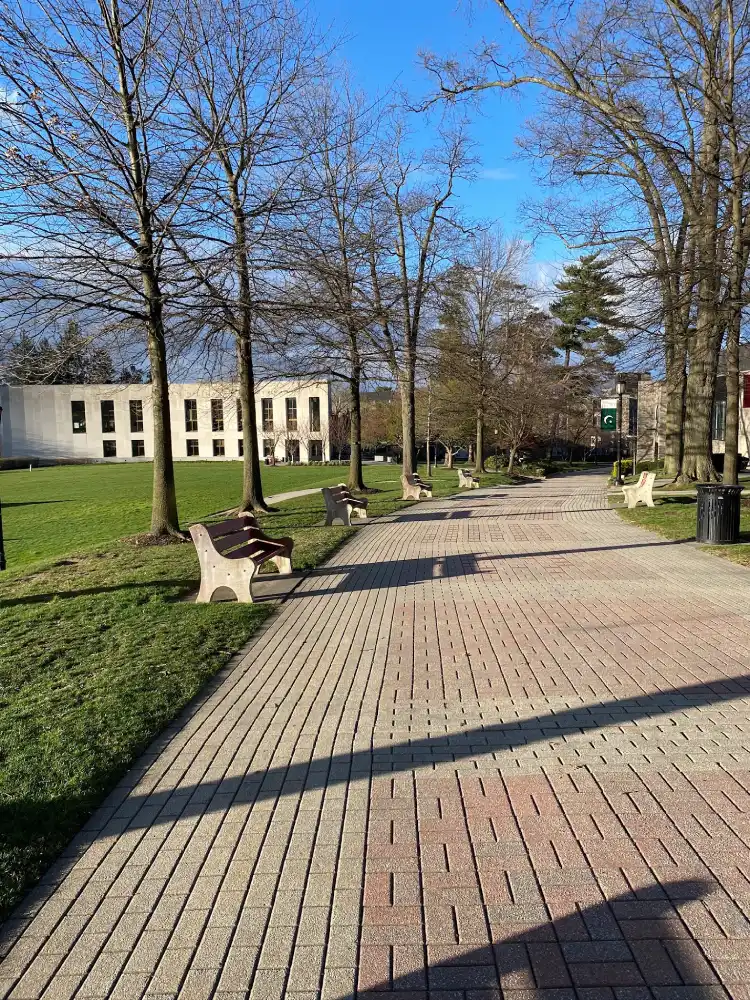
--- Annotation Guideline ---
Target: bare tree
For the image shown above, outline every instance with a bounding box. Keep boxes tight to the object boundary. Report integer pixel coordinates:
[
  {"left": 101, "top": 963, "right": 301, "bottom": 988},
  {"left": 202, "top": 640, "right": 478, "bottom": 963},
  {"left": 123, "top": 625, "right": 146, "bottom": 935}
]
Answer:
[
  {"left": 425, "top": 0, "right": 750, "bottom": 483},
  {"left": 0, "top": 0, "right": 203, "bottom": 534},
  {"left": 435, "top": 229, "right": 530, "bottom": 472},
  {"left": 286, "top": 85, "right": 383, "bottom": 490},
  {"left": 368, "top": 119, "right": 473, "bottom": 478},
  {"left": 172, "top": 0, "right": 324, "bottom": 510}
]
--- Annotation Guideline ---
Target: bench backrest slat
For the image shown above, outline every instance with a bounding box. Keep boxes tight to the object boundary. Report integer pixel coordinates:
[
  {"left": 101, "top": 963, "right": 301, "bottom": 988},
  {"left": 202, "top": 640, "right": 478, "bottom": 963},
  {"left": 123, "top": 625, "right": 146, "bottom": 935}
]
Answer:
[
  {"left": 206, "top": 515, "right": 258, "bottom": 539},
  {"left": 213, "top": 526, "right": 264, "bottom": 554}
]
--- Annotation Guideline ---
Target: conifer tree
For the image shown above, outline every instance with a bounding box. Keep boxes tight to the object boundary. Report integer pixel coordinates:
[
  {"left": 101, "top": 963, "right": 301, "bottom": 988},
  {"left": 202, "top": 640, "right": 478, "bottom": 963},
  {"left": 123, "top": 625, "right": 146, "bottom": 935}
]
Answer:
[{"left": 550, "top": 254, "right": 624, "bottom": 368}]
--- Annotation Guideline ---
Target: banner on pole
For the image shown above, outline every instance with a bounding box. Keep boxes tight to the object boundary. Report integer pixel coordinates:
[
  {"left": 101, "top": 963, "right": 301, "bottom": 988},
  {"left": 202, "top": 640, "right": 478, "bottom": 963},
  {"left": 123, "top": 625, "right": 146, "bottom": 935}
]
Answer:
[{"left": 600, "top": 398, "right": 617, "bottom": 430}]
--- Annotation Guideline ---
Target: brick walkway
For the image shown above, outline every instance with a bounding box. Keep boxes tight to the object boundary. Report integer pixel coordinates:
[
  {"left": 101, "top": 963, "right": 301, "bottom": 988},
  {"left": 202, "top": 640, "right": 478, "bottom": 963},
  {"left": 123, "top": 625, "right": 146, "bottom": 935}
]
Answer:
[{"left": 5, "top": 470, "right": 750, "bottom": 999}]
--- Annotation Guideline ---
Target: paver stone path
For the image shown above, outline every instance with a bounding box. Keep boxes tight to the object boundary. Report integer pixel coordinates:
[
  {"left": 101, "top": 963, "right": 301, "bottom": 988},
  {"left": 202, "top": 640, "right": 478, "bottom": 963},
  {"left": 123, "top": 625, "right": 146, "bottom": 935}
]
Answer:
[{"left": 4, "top": 471, "right": 750, "bottom": 998}]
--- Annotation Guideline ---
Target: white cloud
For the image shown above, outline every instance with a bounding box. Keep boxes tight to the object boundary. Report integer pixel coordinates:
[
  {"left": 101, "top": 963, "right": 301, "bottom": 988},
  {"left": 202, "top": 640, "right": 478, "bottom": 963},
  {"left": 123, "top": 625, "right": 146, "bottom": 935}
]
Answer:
[{"left": 480, "top": 167, "right": 517, "bottom": 182}]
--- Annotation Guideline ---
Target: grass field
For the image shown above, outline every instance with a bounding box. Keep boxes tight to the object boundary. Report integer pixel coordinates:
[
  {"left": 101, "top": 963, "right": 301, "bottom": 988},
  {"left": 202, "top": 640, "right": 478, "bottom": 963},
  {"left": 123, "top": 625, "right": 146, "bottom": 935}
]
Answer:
[
  {"left": 0, "top": 460, "right": 513, "bottom": 919},
  {"left": 0, "top": 461, "right": 408, "bottom": 568},
  {"left": 617, "top": 494, "right": 750, "bottom": 568}
]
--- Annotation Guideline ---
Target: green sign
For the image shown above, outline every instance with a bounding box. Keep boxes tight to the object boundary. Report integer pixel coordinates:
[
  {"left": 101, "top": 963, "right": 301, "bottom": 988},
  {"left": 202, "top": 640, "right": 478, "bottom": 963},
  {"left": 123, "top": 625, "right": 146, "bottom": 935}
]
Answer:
[{"left": 600, "top": 407, "right": 617, "bottom": 430}]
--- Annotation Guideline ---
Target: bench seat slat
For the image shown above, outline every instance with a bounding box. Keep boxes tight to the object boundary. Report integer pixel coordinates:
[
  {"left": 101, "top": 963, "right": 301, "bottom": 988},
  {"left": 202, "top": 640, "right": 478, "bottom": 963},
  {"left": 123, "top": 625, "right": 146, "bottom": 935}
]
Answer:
[{"left": 224, "top": 539, "right": 285, "bottom": 562}]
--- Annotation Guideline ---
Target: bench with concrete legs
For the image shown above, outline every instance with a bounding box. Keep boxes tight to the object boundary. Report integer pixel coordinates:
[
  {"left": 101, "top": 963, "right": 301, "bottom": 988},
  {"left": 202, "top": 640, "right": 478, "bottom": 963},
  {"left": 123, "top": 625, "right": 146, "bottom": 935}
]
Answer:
[
  {"left": 622, "top": 470, "right": 656, "bottom": 508},
  {"left": 322, "top": 484, "right": 368, "bottom": 526},
  {"left": 190, "top": 513, "right": 293, "bottom": 604},
  {"left": 401, "top": 473, "right": 432, "bottom": 500},
  {"left": 458, "top": 469, "right": 480, "bottom": 489}
]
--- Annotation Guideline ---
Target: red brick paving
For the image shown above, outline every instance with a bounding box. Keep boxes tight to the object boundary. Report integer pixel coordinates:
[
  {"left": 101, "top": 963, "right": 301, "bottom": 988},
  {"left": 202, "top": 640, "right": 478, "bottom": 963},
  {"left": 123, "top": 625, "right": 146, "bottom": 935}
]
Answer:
[{"left": 4, "top": 472, "right": 750, "bottom": 997}]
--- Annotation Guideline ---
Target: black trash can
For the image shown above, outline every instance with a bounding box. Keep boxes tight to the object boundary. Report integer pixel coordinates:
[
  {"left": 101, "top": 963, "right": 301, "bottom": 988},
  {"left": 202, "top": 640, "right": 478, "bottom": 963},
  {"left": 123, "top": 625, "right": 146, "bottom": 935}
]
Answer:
[{"left": 695, "top": 483, "right": 743, "bottom": 543}]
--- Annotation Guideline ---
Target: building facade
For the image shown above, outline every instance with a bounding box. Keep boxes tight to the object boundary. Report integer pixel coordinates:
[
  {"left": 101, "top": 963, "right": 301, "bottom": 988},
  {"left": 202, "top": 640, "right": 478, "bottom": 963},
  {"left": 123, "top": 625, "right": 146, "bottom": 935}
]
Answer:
[{"left": 0, "top": 380, "right": 331, "bottom": 463}]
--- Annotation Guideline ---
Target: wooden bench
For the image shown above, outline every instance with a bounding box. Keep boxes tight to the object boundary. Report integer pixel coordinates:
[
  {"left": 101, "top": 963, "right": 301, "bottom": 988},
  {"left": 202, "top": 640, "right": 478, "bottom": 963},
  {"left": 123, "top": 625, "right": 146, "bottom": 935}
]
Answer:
[
  {"left": 458, "top": 469, "right": 480, "bottom": 489},
  {"left": 322, "top": 484, "right": 368, "bottom": 526},
  {"left": 621, "top": 470, "right": 656, "bottom": 508},
  {"left": 189, "top": 513, "right": 293, "bottom": 604},
  {"left": 401, "top": 472, "right": 432, "bottom": 500}
]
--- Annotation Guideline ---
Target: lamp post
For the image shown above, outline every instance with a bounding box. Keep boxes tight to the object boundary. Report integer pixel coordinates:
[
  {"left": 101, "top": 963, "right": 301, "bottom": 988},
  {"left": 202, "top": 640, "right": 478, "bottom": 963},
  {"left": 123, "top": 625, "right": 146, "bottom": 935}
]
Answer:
[
  {"left": 616, "top": 381, "right": 625, "bottom": 485},
  {"left": 0, "top": 500, "right": 5, "bottom": 571}
]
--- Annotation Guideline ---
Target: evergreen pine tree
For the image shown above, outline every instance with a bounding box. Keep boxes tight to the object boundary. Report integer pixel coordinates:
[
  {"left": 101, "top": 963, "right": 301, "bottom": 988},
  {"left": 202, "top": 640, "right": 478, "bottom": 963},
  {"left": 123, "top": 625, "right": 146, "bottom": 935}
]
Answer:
[{"left": 550, "top": 253, "right": 624, "bottom": 367}]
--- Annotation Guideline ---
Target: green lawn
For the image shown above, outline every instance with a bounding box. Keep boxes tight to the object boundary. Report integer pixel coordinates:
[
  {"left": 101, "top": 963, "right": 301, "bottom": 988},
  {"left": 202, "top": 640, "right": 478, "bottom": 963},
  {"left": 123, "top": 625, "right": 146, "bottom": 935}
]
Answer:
[
  {"left": 617, "top": 495, "right": 750, "bottom": 568},
  {"left": 0, "top": 460, "right": 513, "bottom": 919}
]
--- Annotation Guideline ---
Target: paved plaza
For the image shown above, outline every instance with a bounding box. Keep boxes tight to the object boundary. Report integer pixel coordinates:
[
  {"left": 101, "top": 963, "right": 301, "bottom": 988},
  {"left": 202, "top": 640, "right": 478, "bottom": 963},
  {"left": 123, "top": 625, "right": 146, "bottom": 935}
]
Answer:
[{"left": 5, "top": 471, "right": 750, "bottom": 998}]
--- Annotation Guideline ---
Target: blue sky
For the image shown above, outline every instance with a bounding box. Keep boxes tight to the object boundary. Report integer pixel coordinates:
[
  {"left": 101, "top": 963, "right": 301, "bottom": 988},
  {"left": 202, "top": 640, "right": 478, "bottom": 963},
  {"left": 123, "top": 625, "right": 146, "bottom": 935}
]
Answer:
[{"left": 312, "top": 0, "right": 572, "bottom": 289}]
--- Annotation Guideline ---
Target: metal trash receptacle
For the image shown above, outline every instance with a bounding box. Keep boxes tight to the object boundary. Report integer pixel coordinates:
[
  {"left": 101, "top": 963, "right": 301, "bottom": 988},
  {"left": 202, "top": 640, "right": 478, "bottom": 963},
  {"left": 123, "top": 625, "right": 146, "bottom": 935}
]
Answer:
[{"left": 696, "top": 483, "right": 743, "bottom": 544}]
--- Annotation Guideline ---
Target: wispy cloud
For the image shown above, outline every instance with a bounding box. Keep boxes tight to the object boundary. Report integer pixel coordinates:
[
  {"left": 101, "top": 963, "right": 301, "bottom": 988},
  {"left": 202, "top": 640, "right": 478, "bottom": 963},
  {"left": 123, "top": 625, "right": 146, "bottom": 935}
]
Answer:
[{"left": 480, "top": 167, "right": 517, "bottom": 182}]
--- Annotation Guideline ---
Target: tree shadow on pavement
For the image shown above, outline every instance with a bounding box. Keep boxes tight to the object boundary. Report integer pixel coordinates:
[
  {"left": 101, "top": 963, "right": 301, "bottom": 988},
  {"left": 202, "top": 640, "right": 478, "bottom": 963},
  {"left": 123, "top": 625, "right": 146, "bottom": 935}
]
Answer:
[{"left": 350, "top": 878, "right": 723, "bottom": 997}]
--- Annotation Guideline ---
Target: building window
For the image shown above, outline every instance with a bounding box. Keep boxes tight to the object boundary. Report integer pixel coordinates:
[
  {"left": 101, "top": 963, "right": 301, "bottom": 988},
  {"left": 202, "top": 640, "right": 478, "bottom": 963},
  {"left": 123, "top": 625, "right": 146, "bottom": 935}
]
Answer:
[
  {"left": 743, "top": 374, "right": 750, "bottom": 409},
  {"left": 263, "top": 439, "right": 274, "bottom": 458},
  {"left": 309, "top": 439, "right": 323, "bottom": 462},
  {"left": 286, "top": 438, "right": 300, "bottom": 463},
  {"left": 131, "top": 439, "right": 145, "bottom": 457},
  {"left": 286, "top": 397, "right": 297, "bottom": 431},
  {"left": 103, "top": 440, "right": 117, "bottom": 458},
  {"left": 100, "top": 400, "right": 115, "bottom": 434},
  {"left": 185, "top": 399, "right": 198, "bottom": 432},
  {"left": 213, "top": 439, "right": 225, "bottom": 457},
  {"left": 211, "top": 398, "right": 224, "bottom": 432},
  {"left": 713, "top": 400, "right": 727, "bottom": 441},
  {"left": 238, "top": 438, "right": 244, "bottom": 457},
  {"left": 236, "top": 399, "right": 243, "bottom": 432},
  {"left": 628, "top": 397, "right": 638, "bottom": 436},
  {"left": 261, "top": 398, "right": 273, "bottom": 432},
  {"left": 186, "top": 439, "right": 199, "bottom": 457},
  {"left": 309, "top": 396, "right": 321, "bottom": 432},
  {"left": 71, "top": 400, "right": 86, "bottom": 434},
  {"left": 129, "top": 399, "right": 144, "bottom": 433}
]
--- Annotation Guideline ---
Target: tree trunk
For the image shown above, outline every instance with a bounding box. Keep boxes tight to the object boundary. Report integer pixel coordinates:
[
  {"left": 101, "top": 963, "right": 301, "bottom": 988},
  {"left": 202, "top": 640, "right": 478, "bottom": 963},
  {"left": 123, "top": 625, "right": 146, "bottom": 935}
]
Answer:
[
  {"left": 444, "top": 446, "right": 454, "bottom": 469},
  {"left": 680, "top": 340, "right": 721, "bottom": 482},
  {"left": 238, "top": 332, "right": 267, "bottom": 512},
  {"left": 146, "top": 281, "right": 180, "bottom": 536},
  {"left": 399, "top": 349, "right": 417, "bottom": 478},
  {"left": 507, "top": 445, "right": 517, "bottom": 475},
  {"left": 663, "top": 329, "right": 687, "bottom": 479},
  {"left": 347, "top": 369, "right": 365, "bottom": 491},
  {"left": 474, "top": 410, "right": 485, "bottom": 474},
  {"left": 724, "top": 314, "right": 740, "bottom": 485}
]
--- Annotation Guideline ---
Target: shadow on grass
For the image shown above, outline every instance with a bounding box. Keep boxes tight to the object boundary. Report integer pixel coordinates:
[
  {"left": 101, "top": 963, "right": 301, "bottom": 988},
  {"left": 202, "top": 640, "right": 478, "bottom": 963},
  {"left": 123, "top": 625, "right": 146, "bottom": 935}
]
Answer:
[
  {"left": 1, "top": 499, "right": 79, "bottom": 509},
  {"left": 0, "top": 580, "right": 194, "bottom": 608}
]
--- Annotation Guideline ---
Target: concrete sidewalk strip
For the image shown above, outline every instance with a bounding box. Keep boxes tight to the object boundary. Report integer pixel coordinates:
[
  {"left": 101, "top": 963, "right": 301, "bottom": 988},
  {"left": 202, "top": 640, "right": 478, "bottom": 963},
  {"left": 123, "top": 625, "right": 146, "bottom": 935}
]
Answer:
[{"left": 5, "top": 470, "right": 750, "bottom": 997}]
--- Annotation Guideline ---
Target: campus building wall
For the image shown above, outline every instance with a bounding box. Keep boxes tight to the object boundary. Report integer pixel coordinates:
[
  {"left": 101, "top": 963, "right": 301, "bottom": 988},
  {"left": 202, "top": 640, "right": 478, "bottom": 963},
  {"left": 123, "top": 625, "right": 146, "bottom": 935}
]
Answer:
[{"left": 0, "top": 380, "right": 331, "bottom": 463}]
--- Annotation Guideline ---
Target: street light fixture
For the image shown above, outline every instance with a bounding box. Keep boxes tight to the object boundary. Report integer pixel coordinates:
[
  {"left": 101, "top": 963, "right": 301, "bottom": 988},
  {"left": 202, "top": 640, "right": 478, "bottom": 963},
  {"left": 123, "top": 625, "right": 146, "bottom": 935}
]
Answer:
[{"left": 616, "top": 381, "right": 625, "bottom": 485}]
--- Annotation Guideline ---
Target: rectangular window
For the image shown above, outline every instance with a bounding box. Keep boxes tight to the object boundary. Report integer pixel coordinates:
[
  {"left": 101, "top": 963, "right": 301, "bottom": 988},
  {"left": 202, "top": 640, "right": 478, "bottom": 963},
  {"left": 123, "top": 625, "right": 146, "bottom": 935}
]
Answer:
[
  {"left": 131, "top": 439, "right": 145, "bottom": 457},
  {"left": 236, "top": 399, "right": 243, "bottom": 432},
  {"left": 628, "top": 397, "right": 638, "bottom": 436},
  {"left": 186, "top": 439, "right": 199, "bottom": 456},
  {"left": 743, "top": 374, "right": 750, "bottom": 409},
  {"left": 238, "top": 438, "right": 244, "bottom": 457},
  {"left": 103, "top": 440, "right": 117, "bottom": 458},
  {"left": 100, "top": 400, "right": 115, "bottom": 434},
  {"left": 309, "top": 439, "right": 323, "bottom": 462},
  {"left": 129, "top": 399, "right": 144, "bottom": 433},
  {"left": 713, "top": 400, "right": 727, "bottom": 441},
  {"left": 263, "top": 439, "right": 274, "bottom": 458},
  {"left": 286, "top": 438, "right": 300, "bottom": 463},
  {"left": 71, "top": 400, "right": 86, "bottom": 434},
  {"left": 309, "top": 396, "right": 321, "bottom": 432},
  {"left": 211, "top": 398, "right": 224, "bottom": 432},
  {"left": 261, "top": 398, "right": 274, "bottom": 432},
  {"left": 213, "top": 439, "right": 225, "bottom": 457},
  {"left": 286, "top": 397, "right": 297, "bottom": 431},
  {"left": 185, "top": 399, "right": 198, "bottom": 432}
]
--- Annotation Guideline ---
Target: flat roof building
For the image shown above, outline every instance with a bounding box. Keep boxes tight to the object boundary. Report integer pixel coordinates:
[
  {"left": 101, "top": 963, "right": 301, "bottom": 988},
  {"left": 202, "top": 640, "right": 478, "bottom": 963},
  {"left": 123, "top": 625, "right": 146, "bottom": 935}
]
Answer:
[{"left": 0, "top": 380, "right": 331, "bottom": 464}]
